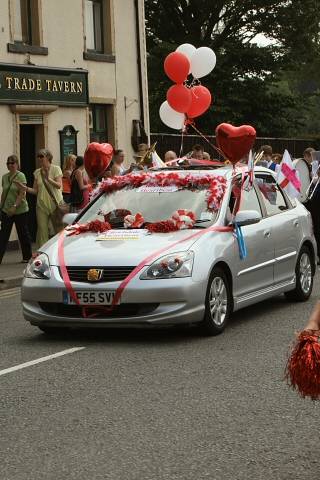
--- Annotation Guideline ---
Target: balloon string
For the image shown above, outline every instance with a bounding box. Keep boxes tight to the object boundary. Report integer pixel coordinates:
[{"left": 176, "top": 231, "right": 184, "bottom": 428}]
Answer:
[{"left": 188, "top": 122, "right": 227, "bottom": 160}]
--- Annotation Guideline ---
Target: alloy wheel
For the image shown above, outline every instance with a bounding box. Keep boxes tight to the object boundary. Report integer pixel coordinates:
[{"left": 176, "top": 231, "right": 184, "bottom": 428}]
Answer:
[
  {"left": 299, "top": 252, "right": 312, "bottom": 294},
  {"left": 209, "top": 276, "right": 228, "bottom": 326}
]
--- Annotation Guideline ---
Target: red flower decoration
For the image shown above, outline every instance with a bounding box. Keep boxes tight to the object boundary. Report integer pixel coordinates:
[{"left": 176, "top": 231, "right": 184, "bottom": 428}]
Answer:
[
  {"left": 92, "top": 171, "right": 227, "bottom": 213},
  {"left": 66, "top": 219, "right": 111, "bottom": 236},
  {"left": 147, "top": 220, "right": 178, "bottom": 233},
  {"left": 146, "top": 209, "right": 196, "bottom": 233}
]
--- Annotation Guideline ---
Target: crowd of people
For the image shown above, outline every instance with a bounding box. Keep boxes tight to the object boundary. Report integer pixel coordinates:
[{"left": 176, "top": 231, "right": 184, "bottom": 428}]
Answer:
[
  {"left": 0, "top": 141, "right": 318, "bottom": 265},
  {"left": 0, "top": 142, "right": 160, "bottom": 262}
]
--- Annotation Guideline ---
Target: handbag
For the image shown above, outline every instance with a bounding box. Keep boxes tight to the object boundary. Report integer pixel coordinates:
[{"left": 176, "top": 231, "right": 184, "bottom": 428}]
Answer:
[
  {"left": 40, "top": 170, "right": 69, "bottom": 232},
  {"left": 0, "top": 172, "right": 19, "bottom": 221}
]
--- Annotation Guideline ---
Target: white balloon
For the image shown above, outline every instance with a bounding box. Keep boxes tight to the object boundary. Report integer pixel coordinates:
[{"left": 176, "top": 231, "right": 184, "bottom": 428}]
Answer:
[
  {"left": 159, "top": 101, "right": 185, "bottom": 130},
  {"left": 176, "top": 43, "right": 196, "bottom": 73},
  {"left": 176, "top": 43, "right": 196, "bottom": 61},
  {"left": 191, "top": 47, "right": 216, "bottom": 79}
]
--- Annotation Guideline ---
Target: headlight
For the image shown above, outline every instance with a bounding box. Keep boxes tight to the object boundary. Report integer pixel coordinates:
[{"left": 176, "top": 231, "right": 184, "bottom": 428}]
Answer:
[
  {"left": 140, "top": 251, "right": 194, "bottom": 279},
  {"left": 25, "top": 253, "right": 51, "bottom": 279}
]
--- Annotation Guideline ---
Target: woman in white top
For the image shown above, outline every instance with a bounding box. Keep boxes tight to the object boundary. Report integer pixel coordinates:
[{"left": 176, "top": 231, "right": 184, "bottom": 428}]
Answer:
[{"left": 15, "top": 148, "right": 63, "bottom": 248}]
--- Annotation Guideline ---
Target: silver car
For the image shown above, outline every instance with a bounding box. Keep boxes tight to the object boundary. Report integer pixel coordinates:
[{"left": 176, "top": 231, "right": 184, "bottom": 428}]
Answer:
[{"left": 22, "top": 166, "right": 317, "bottom": 335}]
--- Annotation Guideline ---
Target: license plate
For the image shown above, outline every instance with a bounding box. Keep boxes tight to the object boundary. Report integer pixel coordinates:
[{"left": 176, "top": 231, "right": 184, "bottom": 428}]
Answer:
[{"left": 63, "top": 290, "right": 118, "bottom": 305}]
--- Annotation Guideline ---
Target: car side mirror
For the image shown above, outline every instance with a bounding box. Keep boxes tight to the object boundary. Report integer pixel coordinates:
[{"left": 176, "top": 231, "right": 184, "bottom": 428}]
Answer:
[
  {"left": 233, "top": 210, "right": 262, "bottom": 227},
  {"left": 62, "top": 213, "right": 78, "bottom": 225}
]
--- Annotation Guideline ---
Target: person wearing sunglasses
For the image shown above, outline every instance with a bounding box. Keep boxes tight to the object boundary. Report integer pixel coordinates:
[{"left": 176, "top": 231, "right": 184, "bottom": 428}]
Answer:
[
  {"left": 15, "top": 148, "right": 63, "bottom": 248},
  {"left": 0, "top": 155, "right": 32, "bottom": 264}
]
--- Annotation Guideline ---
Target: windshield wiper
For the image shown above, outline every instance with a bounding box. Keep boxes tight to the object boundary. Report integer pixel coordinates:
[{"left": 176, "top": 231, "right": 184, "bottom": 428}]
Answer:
[{"left": 191, "top": 219, "right": 212, "bottom": 229}]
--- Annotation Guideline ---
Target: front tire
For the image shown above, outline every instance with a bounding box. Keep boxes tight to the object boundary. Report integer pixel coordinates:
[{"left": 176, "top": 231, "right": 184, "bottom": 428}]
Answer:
[
  {"left": 285, "top": 246, "right": 313, "bottom": 301},
  {"left": 200, "top": 267, "right": 233, "bottom": 336}
]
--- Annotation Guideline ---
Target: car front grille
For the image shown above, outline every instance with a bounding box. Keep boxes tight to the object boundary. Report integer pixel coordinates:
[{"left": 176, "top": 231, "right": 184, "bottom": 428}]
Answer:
[
  {"left": 59, "top": 266, "right": 136, "bottom": 283},
  {"left": 39, "top": 302, "right": 160, "bottom": 318}
]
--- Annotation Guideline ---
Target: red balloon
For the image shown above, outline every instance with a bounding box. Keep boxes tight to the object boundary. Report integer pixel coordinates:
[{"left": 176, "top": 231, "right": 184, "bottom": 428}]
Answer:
[
  {"left": 84, "top": 142, "right": 113, "bottom": 178},
  {"left": 215, "top": 123, "right": 256, "bottom": 165},
  {"left": 186, "top": 85, "right": 212, "bottom": 118},
  {"left": 167, "top": 84, "right": 192, "bottom": 113},
  {"left": 164, "top": 52, "right": 190, "bottom": 84}
]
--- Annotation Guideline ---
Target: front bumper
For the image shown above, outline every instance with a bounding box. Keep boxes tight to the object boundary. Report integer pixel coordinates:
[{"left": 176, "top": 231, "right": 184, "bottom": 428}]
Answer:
[{"left": 21, "top": 266, "right": 206, "bottom": 328}]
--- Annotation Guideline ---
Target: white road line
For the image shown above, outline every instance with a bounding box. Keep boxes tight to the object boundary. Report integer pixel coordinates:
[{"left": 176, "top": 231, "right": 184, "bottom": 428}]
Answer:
[
  {"left": 0, "top": 288, "right": 21, "bottom": 298},
  {"left": 0, "top": 347, "right": 85, "bottom": 377}
]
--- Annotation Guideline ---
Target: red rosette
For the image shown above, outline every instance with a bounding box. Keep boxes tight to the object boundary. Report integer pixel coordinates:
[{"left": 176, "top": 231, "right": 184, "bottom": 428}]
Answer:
[
  {"left": 285, "top": 330, "right": 320, "bottom": 400},
  {"left": 124, "top": 213, "right": 145, "bottom": 229},
  {"left": 171, "top": 209, "right": 196, "bottom": 229}
]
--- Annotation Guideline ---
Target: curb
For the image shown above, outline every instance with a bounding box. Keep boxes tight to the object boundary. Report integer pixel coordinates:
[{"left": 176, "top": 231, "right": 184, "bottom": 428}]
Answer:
[{"left": 0, "top": 275, "right": 23, "bottom": 291}]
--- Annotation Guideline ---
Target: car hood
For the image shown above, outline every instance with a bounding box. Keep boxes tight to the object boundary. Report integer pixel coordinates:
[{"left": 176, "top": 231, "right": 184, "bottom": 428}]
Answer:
[{"left": 46, "top": 229, "right": 206, "bottom": 267}]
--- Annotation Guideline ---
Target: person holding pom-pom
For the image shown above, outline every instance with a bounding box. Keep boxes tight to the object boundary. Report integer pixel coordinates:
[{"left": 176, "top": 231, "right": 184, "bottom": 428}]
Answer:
[{"left": 305, "top": 301, "right": 320, "bottom": 331}]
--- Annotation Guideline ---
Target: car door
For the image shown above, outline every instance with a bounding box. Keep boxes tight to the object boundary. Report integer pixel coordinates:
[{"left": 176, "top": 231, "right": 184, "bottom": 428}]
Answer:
[
  {"left": 230, "top": 178, "right": 275, "bottom": 299},
  {"left": 255, "top": 173, "right": 298, "bottom": 285}
]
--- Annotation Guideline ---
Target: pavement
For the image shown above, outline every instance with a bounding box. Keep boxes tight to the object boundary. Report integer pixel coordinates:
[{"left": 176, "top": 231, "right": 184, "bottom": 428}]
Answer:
[
  {"left": 1, "top": 274, "right": 320, "bottom": 480},
  {"left": 0, "top": 247, "right": 33, "bottom": 290}
]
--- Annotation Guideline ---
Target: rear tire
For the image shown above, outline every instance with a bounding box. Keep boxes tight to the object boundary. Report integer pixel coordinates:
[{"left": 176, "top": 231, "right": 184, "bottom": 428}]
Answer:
[
  {"left": 200, "top": 267, "right": 233, "bottom": 336},
  {"left": 285, "top": 246, "right": 313, "bottom": 302}
]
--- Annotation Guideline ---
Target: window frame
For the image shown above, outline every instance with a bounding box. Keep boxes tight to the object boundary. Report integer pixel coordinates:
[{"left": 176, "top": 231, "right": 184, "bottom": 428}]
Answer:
[
  {"left": 8, "top": 0, "right": 48, "bottom": 55},
  {"left": 83, "top": 0, "right": 114, "bottom": 62},
  {"left": 14, "top": 0, "right": 32, "bottom": 45},
  {"left": 89, "top": 104, "right": 109, "bottom": 144},
  {"left": 86, "top": 0, "right": 104, "bottom": 53},
  {"left": 228, "top": 175, "right": 264, "bottom": 218}
]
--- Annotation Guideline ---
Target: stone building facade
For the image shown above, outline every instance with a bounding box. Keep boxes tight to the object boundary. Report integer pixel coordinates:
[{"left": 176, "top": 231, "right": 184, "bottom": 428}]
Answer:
[{"left": 0, "top": 0, "right": 149, "bottom": 241}]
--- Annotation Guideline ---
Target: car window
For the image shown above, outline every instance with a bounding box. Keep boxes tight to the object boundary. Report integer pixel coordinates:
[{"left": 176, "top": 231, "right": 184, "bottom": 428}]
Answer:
[
  {"left": 229, "top": 178, "right": 262, "bottom": 215},
  {"left": 255, "top": 174, "right": 288, "bottom": 216},
  {"left": 80, "top": 188, "right": 219, "bottom": 226}
]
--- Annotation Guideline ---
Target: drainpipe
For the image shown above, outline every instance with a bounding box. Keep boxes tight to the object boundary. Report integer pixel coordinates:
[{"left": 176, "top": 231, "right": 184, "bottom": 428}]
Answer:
[{"left": 134, "top": 0, "right": 145, "bottom": 126}]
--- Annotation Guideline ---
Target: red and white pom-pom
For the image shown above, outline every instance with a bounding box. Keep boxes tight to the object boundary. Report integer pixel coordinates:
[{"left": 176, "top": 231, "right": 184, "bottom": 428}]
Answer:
[
  {"left": 124, "top": 213, "right": 145, "bottom": 229},
  {"left": 171, "top": 210, "right": 196, "bottom": 229}
]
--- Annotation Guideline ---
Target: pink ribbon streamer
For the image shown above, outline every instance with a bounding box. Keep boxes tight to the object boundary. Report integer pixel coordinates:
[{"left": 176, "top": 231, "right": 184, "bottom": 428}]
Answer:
[{"left": 58, "top": 225, "right": 233, "bottom": 315}]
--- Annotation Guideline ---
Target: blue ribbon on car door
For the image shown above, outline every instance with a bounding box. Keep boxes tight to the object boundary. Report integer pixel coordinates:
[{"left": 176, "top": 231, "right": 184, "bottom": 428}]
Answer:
[{"left": 235, "top": 222, "right": 247, "bottom": 260}]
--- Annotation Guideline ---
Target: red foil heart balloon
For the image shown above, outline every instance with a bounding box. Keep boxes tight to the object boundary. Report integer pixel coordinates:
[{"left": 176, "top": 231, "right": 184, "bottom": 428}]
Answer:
[
  {"left": 84, "top": 142, "right": 114, "bottom": 178},
  {"left": 215, "top": 123, "right": 256, "bottom": 164}
]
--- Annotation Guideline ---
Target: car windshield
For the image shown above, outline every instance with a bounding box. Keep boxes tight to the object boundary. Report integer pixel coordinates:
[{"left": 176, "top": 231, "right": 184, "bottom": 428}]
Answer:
[{"left": 79, "top": 188, "right": 219, "bottom": 227}]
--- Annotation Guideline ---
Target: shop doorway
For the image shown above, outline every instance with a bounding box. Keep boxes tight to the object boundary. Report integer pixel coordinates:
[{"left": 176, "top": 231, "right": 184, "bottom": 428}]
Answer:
[{"left": 20, "top": 124, "right": 44, "bottom": 241}]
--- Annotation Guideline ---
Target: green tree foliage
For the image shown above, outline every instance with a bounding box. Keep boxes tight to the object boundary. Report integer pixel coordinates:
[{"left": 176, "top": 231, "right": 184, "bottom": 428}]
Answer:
[{"left": 145, "top": 0, "right": 320, "bottom": 137}]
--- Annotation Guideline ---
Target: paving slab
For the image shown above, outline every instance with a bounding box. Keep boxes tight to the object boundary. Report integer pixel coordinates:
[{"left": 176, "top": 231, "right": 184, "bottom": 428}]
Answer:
[{"left": 0, "top": 248, "right": 30, "bottom": 290}]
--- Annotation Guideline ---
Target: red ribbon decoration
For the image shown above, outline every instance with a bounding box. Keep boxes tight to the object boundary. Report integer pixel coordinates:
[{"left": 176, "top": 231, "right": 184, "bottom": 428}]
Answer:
[
  {"left": 111, "top": 225, "right": 233, "bottom": 307},
  {"left": 58, "top": 232, "right": 80, "bottom": 306}
]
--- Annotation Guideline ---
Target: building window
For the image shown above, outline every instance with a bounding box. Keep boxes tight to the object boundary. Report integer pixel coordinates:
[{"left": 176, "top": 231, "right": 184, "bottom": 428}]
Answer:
[
  {"left": 84, "top": 0, "right": 113, "bottom": 59},
  {"left": 89, "top": 105, "right": 109, "bottom": 143},
  {"left": 13, "top": 0, "right": 40, "bottom": 45},
  {"left": 85, "top": 0, "right": 104, "bottom": 53},
  {"left": 9, "top": 0, "right": 47, "bottom": 53}
]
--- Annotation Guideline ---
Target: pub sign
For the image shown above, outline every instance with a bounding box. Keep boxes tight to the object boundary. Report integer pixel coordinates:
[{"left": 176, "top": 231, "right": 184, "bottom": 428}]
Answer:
[{"left": 0, "top": 63, "right": 88, "bottom": 106}]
